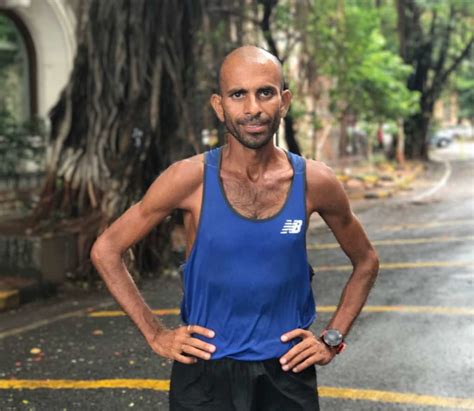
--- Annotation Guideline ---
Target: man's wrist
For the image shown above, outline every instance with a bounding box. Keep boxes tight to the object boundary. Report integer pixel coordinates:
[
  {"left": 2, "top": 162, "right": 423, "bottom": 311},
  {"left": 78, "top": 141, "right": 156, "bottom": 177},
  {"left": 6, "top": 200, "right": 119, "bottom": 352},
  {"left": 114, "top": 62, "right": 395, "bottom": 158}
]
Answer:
[
  {"left": 320, "top": 329, "right": 347, "bottom": 354},
  {"left": 140, "top": 306, "right": 165, "bottom": 340}
]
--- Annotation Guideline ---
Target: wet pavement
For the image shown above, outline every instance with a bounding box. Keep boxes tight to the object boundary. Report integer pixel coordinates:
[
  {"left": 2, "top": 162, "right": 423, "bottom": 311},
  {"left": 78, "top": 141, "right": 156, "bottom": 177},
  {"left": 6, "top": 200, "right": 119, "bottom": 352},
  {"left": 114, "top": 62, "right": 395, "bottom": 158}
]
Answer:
[{"left": 0, "top": 142, "right": 473, "bottom": 410}]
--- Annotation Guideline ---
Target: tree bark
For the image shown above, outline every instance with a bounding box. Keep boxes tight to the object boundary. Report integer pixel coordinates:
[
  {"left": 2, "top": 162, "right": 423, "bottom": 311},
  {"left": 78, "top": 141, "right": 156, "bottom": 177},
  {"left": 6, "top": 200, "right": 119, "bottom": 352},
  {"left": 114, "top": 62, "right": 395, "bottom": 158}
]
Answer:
[{"left": 29, "top": 0, "right": 205, "bottom": 282}]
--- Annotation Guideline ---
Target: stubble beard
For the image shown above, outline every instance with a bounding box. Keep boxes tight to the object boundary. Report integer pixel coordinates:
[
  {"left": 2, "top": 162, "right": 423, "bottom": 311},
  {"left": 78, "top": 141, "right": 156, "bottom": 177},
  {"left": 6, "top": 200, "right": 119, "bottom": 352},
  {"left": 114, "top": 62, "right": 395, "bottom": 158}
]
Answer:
[{"left": 223, "top": 112, "right": 281, "bottom": 150}]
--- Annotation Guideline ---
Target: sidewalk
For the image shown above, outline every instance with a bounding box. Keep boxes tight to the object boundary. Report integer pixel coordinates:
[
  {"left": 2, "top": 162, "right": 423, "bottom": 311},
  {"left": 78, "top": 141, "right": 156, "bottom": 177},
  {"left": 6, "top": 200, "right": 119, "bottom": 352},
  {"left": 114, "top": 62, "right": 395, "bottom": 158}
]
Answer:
[{"left": 336, "top": 160, "right": 425, "bottom": 200}]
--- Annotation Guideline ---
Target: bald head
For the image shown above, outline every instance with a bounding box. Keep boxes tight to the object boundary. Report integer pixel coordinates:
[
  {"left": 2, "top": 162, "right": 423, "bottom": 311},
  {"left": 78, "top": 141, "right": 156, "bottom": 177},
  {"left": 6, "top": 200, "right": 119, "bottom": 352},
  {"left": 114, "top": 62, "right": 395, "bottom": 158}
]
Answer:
[
  {"left": 218, "top": 46, "right": 285, "bottom": 94},
  {"left": 210, "top": 45, "right": 292, "bottom": 149}
]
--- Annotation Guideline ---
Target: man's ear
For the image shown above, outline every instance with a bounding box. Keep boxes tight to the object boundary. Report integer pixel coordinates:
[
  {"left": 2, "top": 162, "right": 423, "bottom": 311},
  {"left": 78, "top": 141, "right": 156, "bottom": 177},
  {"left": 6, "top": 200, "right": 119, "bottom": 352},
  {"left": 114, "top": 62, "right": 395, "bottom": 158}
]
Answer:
[
  {"left": 280, "top": 89, "right": 292, "bottom": 118},
  {"left": 210, "top": 94, "right": 224, "bottom": 122}
]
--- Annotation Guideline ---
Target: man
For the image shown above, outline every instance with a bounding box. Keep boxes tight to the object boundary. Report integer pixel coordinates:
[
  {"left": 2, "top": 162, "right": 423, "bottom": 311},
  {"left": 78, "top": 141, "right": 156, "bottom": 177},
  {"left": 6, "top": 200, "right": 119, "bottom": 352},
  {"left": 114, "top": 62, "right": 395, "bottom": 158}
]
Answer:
[{"left": 91, "top": 45, "right": 379, "bottom": 410}]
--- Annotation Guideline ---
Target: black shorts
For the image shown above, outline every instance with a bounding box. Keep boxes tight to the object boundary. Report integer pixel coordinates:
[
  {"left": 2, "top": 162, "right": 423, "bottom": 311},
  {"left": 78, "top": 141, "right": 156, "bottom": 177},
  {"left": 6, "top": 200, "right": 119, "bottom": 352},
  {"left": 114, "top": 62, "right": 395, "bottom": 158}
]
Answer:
[{"left": 169, "top": 357, "right": 320, "bottom": 410}]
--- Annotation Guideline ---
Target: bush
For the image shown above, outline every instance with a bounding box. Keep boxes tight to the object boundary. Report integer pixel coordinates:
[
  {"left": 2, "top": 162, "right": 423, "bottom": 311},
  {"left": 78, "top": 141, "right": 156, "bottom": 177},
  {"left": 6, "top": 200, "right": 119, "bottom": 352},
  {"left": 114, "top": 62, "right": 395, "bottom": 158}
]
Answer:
[{"left": 0, "top": 110, "right": 47, "bottom": 175}]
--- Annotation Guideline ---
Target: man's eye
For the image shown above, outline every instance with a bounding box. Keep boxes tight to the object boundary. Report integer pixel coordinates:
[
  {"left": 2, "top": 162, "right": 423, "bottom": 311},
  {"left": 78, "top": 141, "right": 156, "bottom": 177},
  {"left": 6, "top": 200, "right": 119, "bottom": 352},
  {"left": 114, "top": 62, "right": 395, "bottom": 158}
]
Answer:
[
  {"left": 260, "top": 89, "right": 274, "bottom": 97},
  {"left": 232, "top": 92, "right": 243, "bottom": 98}
]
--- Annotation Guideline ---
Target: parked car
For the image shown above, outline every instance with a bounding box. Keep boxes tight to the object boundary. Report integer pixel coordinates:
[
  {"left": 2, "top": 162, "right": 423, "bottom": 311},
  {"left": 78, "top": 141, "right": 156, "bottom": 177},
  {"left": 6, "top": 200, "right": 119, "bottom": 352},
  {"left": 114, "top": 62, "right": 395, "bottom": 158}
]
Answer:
[
  {"left": 447, "top": 125, "right": 474, "bottom": 139},
  {"left": 430, "top": 130, "right": 455, "bottom": 147},
  {"left": 430, "top": 125, "right": 474, "bottom": 147}
]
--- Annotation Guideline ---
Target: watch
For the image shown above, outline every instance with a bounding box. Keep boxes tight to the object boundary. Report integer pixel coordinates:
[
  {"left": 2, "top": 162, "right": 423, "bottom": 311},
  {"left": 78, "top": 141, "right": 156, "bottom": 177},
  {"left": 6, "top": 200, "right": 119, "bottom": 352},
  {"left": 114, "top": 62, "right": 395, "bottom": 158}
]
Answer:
[{"left": 320, "top": 329, "right": 347, "bottom": 354}]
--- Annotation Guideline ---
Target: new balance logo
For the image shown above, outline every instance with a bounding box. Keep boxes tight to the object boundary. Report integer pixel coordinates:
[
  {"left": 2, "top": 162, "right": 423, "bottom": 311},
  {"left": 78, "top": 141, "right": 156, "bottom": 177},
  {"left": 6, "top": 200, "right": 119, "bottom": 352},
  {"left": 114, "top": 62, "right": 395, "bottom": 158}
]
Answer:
[{"left": 280, "top": 219, "right": 303, "bottom": 234}]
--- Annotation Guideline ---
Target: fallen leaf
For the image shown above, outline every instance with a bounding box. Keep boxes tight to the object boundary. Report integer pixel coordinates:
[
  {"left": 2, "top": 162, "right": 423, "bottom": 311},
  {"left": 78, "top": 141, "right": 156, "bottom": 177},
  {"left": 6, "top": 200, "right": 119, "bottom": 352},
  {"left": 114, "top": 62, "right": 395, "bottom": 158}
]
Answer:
[
  {"left": 92, "top": 329, "right": 104, "bottom": 336},
  {"left": 30, "top": 348, "right": 41, "bottom": 355}
]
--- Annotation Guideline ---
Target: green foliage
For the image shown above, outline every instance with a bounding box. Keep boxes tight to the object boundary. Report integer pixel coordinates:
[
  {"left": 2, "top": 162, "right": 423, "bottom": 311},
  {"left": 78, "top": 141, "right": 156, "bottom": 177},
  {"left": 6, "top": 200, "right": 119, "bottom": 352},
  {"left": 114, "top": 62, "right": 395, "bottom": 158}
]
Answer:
[
  {"left": 285, "top": 79, "right": 308, "bottom": 120},
  {"left": 0, "top": 13, "right": 17, "bottom": 40},
  {"left": 356, "top": 31, "right": 420, "bottom": 121},
  {"left": 455, "top": 54, "right": 474, "bottom": 121},
  {"left": 273, "top": 2, "right": 293, "bottom": 30},
  {"left": 0, "top": 109, "right": 47, "bottom": 174},
  {"left": 376, "top": 0, "right": 400, "bottom": 55},
  {"left": 307, "top": 1, "right": 418, "bottom": 122},
  {"left": 0, "top": 14, "right": 21, "bottom": 68},
  {"left": 0, "top": 14, "right": 28, "bottom": 123}
]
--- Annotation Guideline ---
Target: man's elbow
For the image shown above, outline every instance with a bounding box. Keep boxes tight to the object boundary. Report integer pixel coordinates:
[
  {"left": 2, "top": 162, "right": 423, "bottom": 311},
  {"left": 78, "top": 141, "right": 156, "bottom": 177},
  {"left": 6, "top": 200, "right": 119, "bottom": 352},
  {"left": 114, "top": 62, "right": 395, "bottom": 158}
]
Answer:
[
  {"left": 368, "top": 249, "right": 380, "bottom": 280},
  {"left": 90, "top": 236, "right": 110, "bottom": 265},
  {"left": 90, "top": 240, "right": 102, "bottom": 267}
]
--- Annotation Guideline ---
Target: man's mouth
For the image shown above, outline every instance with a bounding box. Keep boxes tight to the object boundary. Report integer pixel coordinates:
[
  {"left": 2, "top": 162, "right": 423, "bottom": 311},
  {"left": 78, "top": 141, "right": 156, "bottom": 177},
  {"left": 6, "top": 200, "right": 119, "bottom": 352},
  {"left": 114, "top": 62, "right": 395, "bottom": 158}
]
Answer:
[{"left": 242, "top": 123, "right": 267, "bottom": 133}]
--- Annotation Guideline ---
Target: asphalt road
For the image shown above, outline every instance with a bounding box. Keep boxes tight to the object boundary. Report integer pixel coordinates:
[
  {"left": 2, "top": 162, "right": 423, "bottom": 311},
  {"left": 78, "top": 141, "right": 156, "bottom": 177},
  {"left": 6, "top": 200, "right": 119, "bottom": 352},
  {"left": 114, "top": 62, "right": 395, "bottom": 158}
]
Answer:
[{"left": 0, "top": 143, "right": 473, "bottom": 410}]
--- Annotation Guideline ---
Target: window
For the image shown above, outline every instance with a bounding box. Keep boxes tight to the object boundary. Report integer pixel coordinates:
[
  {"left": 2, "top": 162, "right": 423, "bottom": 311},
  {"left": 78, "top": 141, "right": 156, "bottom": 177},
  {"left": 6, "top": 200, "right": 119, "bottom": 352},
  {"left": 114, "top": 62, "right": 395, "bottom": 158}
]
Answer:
[{"left": 0, "top": 12, "right": 32, "bottom": 123}]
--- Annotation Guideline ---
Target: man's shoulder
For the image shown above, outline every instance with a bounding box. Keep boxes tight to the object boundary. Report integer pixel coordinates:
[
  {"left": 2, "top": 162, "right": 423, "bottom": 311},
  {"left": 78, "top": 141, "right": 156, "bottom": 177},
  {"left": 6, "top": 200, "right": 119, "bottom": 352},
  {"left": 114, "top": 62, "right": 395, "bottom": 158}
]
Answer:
[
  {"left": 166, "top": 152, "right": 205, "bottom": 188},
  {"left": 305, "top": 158, "right": 339, "bottom": 190},
  {"left": 176, "top": 152, "right": 206, "bottom": 169},
  {"left": 304, "top": 158, "right": 350, "bottom": 213},
  {"left": 144, "top": 152, "right": 206, "bottom": 212}
]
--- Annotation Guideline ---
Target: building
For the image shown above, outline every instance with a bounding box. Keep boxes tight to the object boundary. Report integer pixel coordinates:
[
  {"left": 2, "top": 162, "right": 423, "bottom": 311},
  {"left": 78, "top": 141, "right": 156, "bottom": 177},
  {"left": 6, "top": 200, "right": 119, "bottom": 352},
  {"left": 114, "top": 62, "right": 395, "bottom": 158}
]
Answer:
[{"left": 0, "top": 0, "right": 77, "bottom": 122}]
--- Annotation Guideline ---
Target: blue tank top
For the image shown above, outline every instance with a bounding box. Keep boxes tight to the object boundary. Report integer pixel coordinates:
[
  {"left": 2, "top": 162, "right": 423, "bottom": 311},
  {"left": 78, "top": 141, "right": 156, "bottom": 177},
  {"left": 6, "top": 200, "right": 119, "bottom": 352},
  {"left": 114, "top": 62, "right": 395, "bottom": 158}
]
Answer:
[{"left": 179, "top": 145, "right": 316, "bottom": 360}]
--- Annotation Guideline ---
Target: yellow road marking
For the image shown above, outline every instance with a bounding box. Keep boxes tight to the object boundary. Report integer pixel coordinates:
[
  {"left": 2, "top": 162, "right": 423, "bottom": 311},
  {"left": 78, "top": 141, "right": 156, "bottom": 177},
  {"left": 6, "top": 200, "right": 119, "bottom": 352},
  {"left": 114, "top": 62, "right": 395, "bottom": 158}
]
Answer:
[
  {"left": 89, "top": 308, "right": 180, "bottom": 317},
  {"left": 318, "top": 306, "right": 474, "bottom": 315},
  {"left": 319, "top": 387, "right": 474, "bottom": 409},
  {"left": 317, "top": 261, "right": 474, "bottom": 271},
  {"left": 89, "top": 305, "right": 474, "bottom": 317},
  {"left": 0, "top": 301, "right": 116, "bottom": 340},
  {"left": 1, "top": 380, "right": 472, "bottom": 409},
  {"left": 308, "top": 235, "right": 474, "bottom": 250},
  {"left": 0, "top": 379, "right": 170, "bottom": 391},
  {"left": 382, "top": 219, "right": 474, "bottom": 231}
]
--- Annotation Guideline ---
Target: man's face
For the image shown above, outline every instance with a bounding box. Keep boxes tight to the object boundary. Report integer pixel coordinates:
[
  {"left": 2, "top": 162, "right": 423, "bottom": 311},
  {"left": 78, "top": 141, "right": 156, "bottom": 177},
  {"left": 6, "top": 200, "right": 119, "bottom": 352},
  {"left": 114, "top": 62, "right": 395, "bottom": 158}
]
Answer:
[{"left": 211, "top": 57, "right": 291, "bottom": 150}]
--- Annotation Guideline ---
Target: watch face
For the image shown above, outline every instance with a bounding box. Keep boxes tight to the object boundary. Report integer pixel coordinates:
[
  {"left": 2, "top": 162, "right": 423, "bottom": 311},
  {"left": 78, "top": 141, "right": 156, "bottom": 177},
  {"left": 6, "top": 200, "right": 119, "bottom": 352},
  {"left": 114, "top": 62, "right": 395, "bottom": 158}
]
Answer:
[{"left": 324, "top": 329, "right": 343, "bottom": 346}]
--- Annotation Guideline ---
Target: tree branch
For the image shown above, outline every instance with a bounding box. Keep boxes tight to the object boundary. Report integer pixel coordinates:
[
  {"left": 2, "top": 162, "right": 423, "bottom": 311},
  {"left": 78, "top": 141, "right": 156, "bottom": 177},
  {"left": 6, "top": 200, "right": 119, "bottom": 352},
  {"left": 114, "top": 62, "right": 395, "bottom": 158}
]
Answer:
[
  {"left": 259, "top": 0, "right": 280, "bottom": 61},
  {"left": 428, "top": 8, "right": 437, "bottom": 39},
  {"left": 439, "top": 36, "right": 474, "bottom": 86},
  {"left": 427, "top": 6, "right": 454, "bottom": 94}
]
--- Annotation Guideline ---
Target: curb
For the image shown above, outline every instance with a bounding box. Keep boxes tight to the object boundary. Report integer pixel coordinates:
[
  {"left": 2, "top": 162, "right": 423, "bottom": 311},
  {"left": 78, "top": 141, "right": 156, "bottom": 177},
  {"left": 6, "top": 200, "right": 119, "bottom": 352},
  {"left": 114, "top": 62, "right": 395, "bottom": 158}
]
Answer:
[
  {"left": 0, "top": 278, "right": 57, "bottom": 312},
  {"left": 0, "top": 289, "right": 20, "bottom": 311},
  {"left": 343, "top": 163, "right": 424, "bottom": 200}
]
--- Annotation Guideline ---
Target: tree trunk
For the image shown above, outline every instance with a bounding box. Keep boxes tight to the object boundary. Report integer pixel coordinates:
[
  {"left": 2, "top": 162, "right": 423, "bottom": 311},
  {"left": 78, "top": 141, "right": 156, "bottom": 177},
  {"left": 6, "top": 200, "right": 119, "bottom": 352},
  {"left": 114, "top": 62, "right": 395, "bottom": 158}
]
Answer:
[
  {"left": 283, "top": 108, "right": 301, "bottom": 154},
  {"left": 404, "top": 110, "right": 430, "bottom": 160},
  {"left": 28, "top": 0, "right": 204, "bottom": 282},
  {"left": 259, "top": 0, "right": 301, "bottom": 155},
  {"left": 396, "top": 118, "right": 406, "bottom": 166},
  {"left": 338, "top": 115, "right": 348, "bottom": 157}
]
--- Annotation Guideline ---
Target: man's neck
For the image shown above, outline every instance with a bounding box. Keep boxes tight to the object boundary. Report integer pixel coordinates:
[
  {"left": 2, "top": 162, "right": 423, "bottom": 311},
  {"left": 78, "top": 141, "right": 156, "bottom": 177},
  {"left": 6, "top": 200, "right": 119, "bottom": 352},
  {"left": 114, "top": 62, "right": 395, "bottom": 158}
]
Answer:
[{"left": 221, "top": 135, "right": 286, "bottom": 182}]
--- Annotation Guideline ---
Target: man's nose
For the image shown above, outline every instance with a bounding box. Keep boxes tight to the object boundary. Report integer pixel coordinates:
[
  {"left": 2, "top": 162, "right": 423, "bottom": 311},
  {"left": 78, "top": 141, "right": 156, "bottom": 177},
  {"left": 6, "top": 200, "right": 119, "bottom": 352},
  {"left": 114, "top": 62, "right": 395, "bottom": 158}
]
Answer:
[{"left": 243, "top": 95, "right": 261, "bottom": 116}]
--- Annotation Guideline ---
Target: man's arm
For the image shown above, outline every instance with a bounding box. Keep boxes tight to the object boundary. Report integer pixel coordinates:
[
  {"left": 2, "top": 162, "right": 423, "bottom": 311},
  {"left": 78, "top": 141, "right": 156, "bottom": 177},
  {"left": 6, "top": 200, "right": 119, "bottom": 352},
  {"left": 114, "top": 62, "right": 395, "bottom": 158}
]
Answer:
[
  {"left": 90, "top": 157, "right": 216, "bottom": 364},
  {"left": 311, "top": 161, "right": 379, "bottom": 336},
  {"left": 279, "top": 160, "right": 379, "bottom": 372}
]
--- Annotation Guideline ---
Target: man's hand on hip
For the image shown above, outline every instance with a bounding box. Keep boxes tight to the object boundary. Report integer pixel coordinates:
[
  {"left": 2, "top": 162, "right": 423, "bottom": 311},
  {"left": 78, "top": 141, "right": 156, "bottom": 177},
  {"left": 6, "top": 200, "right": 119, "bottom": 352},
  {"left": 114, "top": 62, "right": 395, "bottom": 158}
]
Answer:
[
  {"left": 279, "top": 328, "right": 336, "bottom": 372},
  {"left": 148, "top": 324, "right": 216, "bottom": 364}
]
